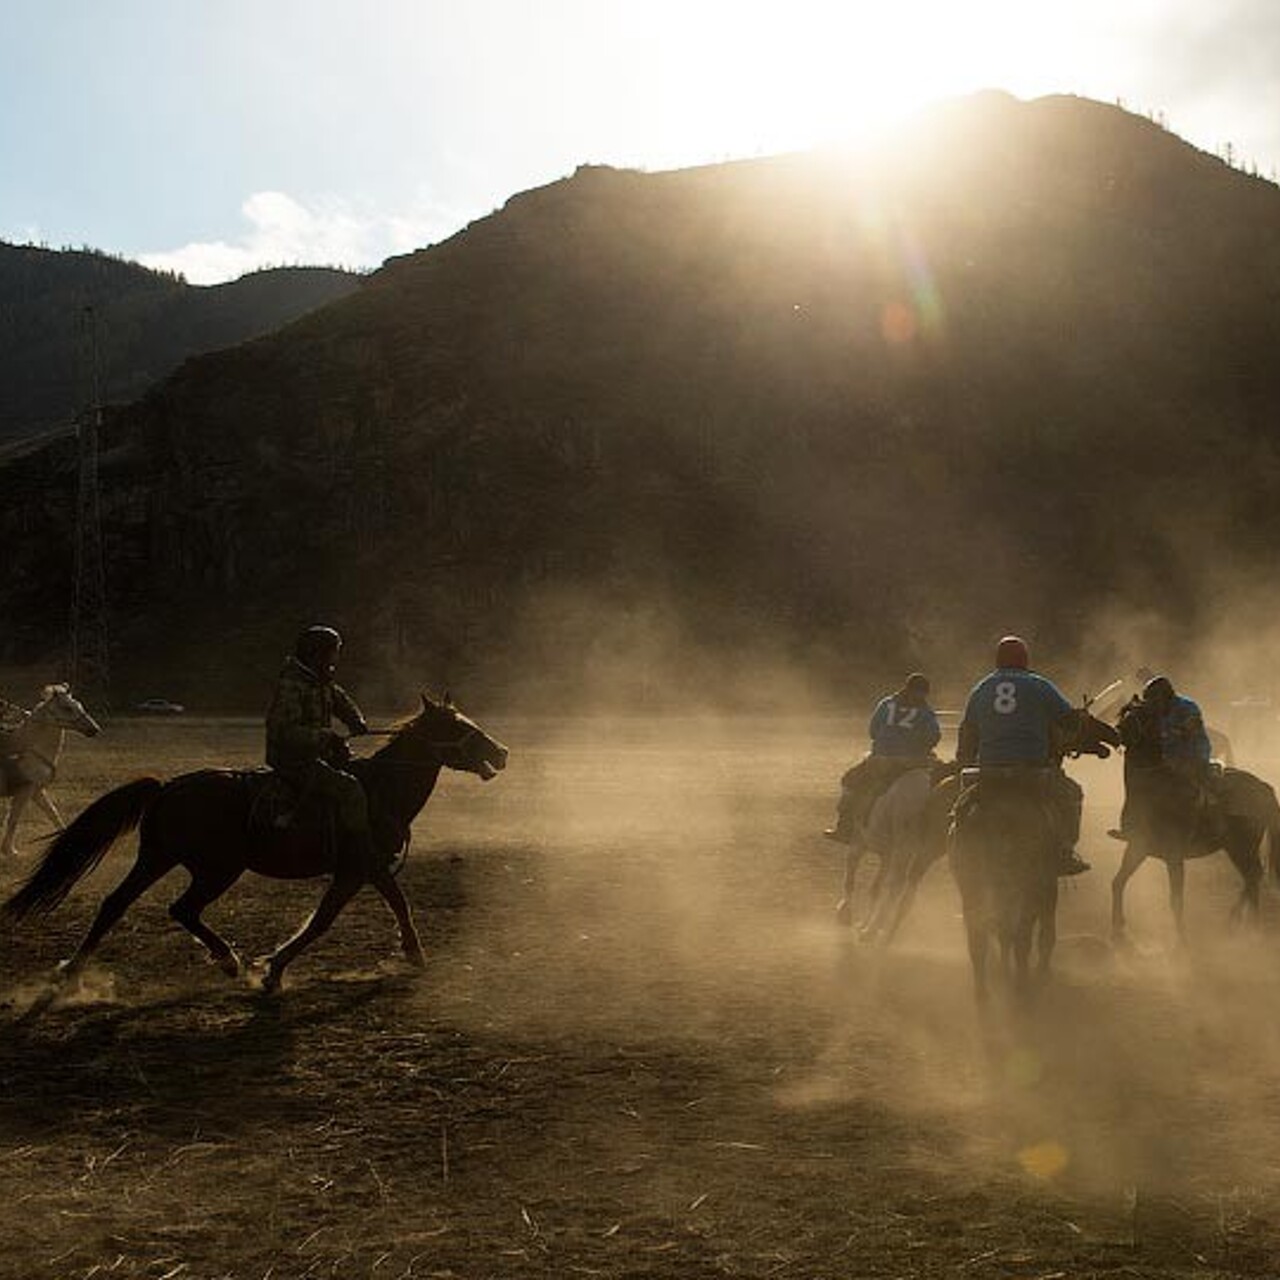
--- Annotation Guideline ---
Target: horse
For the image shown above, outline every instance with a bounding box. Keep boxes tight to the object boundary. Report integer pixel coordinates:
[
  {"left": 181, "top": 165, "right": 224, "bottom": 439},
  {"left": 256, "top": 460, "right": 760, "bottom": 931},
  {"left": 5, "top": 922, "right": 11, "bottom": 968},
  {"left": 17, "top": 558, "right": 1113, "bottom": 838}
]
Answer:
[
  {"left": 949, "top": 707, "right": 1120, "bottom": 1003},
  {"left": 0, "top": 684, "right": 103, "bottom": 858},
  {"left": 4, "top": 694, "right": 508, "bottom": 992},
  {"left": 1110, "top": 699, "right": 1280, "bottom": 945},
  {"left": 835, "top": 762, "right": 956, "bottom": 942}
]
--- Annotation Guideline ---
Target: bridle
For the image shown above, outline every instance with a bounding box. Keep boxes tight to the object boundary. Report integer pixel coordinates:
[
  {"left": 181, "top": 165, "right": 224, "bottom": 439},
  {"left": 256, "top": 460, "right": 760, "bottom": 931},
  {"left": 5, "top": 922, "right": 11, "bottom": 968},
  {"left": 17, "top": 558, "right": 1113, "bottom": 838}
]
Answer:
[
  {"left": 369, "top": 717, "right": 491, "bottom": 771},
  {"left": 364, "top": 717, "right": 493, "bottom": 878}
]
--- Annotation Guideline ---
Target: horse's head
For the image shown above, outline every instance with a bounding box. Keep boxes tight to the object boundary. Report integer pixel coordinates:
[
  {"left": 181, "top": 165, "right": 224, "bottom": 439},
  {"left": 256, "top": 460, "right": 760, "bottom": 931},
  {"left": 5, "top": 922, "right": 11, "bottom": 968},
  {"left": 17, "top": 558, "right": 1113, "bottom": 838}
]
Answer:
[
  {"left": 1059, "top": 706, "right": 1121, "bottom": 759},
  {"left": 34, "top": 684, "right": 102, "bottom": 738},
  {"left": 398, "top": 692, "right": 508, "bottom": 780}
]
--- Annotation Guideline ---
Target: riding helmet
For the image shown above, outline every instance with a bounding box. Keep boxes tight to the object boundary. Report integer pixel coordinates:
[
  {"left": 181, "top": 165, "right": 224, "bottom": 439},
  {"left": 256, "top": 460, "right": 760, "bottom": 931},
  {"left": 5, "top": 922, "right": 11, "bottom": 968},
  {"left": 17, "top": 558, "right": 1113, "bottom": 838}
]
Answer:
[{"left": 296, "top": 625, "right": 343, "bottom": 666}]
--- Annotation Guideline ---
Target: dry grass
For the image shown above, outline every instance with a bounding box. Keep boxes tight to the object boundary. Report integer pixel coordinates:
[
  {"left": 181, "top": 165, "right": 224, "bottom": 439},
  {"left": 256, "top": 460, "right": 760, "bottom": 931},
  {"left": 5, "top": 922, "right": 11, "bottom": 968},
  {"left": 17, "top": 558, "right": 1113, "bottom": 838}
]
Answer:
[{"left": 2, "top": 716, "right": 1280, "bottom": 1278}]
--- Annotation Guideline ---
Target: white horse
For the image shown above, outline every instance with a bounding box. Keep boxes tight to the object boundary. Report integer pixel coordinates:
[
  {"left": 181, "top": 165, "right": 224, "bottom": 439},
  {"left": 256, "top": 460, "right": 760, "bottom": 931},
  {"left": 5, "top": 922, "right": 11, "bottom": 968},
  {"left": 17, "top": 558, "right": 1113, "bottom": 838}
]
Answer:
[
  {"left": 836, "top": 765, "right": 955, "bottom": 942},
  {"left": 0, "top": 684, "right": 102, "bottom": 857}
]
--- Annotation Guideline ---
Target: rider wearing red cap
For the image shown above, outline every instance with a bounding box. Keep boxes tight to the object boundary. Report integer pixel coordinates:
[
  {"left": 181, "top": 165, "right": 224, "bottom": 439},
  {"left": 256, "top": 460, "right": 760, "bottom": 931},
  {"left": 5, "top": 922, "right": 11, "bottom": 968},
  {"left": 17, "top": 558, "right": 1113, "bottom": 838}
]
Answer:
[{"left": 957, "top": 635, "right": 1089, "bottom": 875}]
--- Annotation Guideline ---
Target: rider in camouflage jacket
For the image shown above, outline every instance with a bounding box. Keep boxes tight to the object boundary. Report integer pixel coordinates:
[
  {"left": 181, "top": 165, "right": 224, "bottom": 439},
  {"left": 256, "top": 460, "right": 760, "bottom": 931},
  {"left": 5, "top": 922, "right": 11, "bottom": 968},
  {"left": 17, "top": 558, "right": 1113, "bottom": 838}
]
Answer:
[{"left": 265, "top": 626, "right": 380, "bottom": 870}]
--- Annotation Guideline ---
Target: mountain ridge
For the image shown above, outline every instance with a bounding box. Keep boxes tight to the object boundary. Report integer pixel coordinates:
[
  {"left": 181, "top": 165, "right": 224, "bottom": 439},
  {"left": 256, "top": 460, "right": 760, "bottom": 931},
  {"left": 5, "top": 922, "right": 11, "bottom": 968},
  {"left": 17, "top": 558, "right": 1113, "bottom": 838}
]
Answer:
[
  {"left": 3, "top": 92, "right": 1279, "bottom": 710},
  {"left": 0, "top": 242, "right": 361, "bottom": 441}
]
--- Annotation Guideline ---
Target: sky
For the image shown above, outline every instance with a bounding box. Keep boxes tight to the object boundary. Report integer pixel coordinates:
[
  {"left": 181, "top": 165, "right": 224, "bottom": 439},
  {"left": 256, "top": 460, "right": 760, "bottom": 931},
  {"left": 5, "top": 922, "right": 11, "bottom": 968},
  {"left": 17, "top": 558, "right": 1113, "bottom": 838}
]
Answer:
[{"left": 3, "top": 0, "right": 1279, "bottom": 284}]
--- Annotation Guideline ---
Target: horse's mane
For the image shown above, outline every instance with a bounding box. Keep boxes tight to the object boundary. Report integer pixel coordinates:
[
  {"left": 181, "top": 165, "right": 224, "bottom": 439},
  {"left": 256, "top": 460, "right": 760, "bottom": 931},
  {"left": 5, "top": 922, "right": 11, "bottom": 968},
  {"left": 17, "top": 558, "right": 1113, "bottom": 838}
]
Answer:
[{"left": 361, "top": 697, "right": 453, "bottom": 767}]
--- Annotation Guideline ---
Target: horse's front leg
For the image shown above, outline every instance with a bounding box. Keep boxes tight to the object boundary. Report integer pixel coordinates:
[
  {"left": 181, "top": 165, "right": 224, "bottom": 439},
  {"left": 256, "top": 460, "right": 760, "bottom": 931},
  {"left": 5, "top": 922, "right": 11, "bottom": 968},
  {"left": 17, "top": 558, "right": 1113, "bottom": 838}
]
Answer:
[
  {"left": 1167, "top": 856, "right": 1187, "bottom": 946},
  {"left": 1036, "top": 882, "right": 1059, "bottom": 982},
  {"left": 1111, "top": 843, "right": 1147, "bottom": 943},
  {"left": 32, "top": 786, "right": 65, "bottom": 831},
  {"left": 1011, "top": 922, "right": 1034, "bottom": 1003},
  {"left": 371, "top": 869, "right": 425, "bottom": 968},
  {"left": 261, "top": 873, "right": 363, "bottom": 993},
  {"left": 835, "top": 846, "right": 864, "bottom": 927},
  {"left": 965, "top": 918, "right": 991, "bottom": 1005},
  {"left": 1, "top": 785, "right": 32, "bottom": 857},
  {"left": 859, "top": 853, "right": 890, "bottom": 936}
]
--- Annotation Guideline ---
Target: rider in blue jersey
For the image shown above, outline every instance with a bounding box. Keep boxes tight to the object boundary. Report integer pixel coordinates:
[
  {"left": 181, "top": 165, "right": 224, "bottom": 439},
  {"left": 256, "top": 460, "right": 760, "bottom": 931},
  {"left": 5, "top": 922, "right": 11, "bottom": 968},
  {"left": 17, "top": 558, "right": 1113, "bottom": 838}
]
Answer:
[
  {"left": 825, "top": 673, "right": 941, "bottom": 844},
  {"left": 1145, "top": 677, "right": 1212, "bottom": 766},
  {"left": 956, "top": 636, "right": 1089, "bottom": 875},
  {"left": 1112, "top": 674, "right": 1217, "bottom": 841}
]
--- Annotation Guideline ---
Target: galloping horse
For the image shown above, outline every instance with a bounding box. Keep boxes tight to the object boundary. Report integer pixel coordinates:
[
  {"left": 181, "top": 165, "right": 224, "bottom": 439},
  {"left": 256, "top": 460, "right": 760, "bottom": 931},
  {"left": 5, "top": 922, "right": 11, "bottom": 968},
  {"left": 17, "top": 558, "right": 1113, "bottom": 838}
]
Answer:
[
  {"left": 5, "top": 694, "right": 507, "bottom": 992},
  {"left": 0, "top": 684, "right": 102, "bottom": 858},
  {"left": 1111, "top": 700, "right": 1280, "bottom": 944},
  {"left": 950, "top": 707, "right": 1119, "bottom": 1003},
  {"left": 835, "top": 763, "right": 956, "bottom": 943}
]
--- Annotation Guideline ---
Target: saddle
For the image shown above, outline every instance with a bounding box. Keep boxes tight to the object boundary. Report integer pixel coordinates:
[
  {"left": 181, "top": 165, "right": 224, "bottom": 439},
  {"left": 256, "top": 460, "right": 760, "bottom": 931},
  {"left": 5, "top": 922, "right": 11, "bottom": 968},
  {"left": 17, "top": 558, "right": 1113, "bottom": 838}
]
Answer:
[
  {"left": 241, "top": 769, "right": 329, "bottom": 835},
  {"left": 952, "top": 766, "right": 1053, "bottom": 831}
]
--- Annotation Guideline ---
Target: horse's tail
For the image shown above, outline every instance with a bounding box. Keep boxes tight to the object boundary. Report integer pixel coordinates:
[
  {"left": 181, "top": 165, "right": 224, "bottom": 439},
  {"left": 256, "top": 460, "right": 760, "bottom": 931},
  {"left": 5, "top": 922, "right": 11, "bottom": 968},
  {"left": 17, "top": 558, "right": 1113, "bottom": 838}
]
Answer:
[{"left": 4, "top": 777, "right": 163, "bottom": 921}]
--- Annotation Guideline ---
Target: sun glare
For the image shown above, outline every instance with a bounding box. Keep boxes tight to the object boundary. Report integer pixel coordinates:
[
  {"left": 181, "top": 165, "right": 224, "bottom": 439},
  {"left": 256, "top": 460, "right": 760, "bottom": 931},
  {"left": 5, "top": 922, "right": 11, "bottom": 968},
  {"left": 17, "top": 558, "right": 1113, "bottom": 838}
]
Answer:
[{"left": 630, "top": 0, "right": 1069, "bottom": 168}]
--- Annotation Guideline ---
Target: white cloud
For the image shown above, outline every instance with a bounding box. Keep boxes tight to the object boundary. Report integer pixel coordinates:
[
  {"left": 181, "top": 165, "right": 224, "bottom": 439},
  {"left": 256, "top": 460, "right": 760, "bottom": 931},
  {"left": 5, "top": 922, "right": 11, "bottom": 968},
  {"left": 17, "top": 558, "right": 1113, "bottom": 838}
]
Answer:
[{"left": 138, "top": 190, "right": 462, "bottom": 284}]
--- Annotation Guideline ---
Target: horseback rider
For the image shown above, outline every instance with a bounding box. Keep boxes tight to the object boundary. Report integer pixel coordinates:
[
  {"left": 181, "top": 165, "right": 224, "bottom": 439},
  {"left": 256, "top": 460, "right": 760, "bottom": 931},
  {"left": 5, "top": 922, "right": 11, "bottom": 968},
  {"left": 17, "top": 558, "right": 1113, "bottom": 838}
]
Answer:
[
  {"left": 825, "top": 672, "right": 941, "bottom": 844},
  {"left": 265, "top": 625, "right": 380, "bottom": 870},
  {"left": 1111, "top": 674, "right": 1216, "bottom": 841},
  {"left": 956, "top": 635, "right": 1089, "bottom": 876}
]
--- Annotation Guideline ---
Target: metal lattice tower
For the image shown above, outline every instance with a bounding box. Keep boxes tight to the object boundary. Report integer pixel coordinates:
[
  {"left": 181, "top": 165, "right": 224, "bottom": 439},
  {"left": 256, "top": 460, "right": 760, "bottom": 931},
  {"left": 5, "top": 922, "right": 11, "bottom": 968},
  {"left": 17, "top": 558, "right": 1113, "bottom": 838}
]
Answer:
[{"left": 68, "top": 306, "right": 111, "bottom": 703}]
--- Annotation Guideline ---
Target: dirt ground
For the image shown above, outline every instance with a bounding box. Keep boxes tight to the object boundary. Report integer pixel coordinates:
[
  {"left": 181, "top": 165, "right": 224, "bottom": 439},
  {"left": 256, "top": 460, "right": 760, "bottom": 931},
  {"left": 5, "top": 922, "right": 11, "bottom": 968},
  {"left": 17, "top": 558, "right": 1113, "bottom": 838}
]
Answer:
[{"left": 3, "top": 715, "right": 1280, "bottom": 1279}]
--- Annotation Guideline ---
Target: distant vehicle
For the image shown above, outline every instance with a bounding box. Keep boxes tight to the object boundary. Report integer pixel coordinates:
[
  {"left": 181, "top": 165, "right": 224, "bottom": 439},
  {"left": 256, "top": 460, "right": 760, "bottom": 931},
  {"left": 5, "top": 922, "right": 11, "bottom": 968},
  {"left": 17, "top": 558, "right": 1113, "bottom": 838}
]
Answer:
[{"left": 134, "top": 698, "right": 185, "bottom": 715}]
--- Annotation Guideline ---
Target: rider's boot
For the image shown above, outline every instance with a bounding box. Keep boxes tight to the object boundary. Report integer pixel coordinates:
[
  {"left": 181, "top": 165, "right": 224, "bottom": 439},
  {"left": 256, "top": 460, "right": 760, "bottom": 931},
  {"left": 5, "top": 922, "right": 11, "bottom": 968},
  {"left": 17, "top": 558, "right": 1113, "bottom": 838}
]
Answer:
[
  {"left": 1057, "top": 844, "right": 1091, "bottom": 876},
  {"left": 823, "top": 799, "right": 857, "bottom": 844}
]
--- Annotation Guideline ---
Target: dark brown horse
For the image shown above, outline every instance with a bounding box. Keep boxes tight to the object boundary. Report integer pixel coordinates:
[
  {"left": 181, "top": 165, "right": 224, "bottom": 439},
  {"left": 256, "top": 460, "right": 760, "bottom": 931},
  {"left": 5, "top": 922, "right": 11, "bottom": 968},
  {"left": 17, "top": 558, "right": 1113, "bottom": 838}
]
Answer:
[
  {"left": 1111, "top": 698, "right": 1280, "bottom": 944},
  {"left": 4, "top": 695, "right": 508, "bottom": 992},
  {"left": 950, "top": 707, "right": 1119, "bottom": 1003}
]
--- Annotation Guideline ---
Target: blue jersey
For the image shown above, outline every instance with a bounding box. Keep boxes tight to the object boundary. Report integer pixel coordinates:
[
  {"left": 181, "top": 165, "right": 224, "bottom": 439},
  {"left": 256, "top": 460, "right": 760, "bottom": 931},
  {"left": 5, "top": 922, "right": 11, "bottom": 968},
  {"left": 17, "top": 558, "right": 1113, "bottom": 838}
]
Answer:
[
  {"left": 1159, "top": 695, "right": 1211, "bottom": 763},
  {"left": 962, "top": 668, "right": 1073, "bottom": 766},
  {"left": 868, "top": 695, "right": 941, "bottom": 758}
]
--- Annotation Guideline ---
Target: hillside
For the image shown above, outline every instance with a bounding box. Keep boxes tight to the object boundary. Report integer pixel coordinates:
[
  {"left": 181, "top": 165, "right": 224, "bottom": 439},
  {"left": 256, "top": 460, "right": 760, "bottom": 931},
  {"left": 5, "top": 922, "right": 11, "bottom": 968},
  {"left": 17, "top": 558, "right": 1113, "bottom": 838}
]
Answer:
[
  {"left": 0, "top": 244, "right": 361, "bottom": 441},
  {"left": 3, "top": 92, "right": 1280, "bottom": 710}
]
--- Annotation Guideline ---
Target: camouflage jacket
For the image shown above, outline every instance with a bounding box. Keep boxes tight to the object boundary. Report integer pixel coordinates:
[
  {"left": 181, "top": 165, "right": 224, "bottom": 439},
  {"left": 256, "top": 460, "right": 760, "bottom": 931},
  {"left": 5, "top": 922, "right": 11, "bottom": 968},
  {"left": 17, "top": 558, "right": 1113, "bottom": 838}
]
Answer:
[{"left": 265, "top": 657, "right": 366, "bottom": 772}]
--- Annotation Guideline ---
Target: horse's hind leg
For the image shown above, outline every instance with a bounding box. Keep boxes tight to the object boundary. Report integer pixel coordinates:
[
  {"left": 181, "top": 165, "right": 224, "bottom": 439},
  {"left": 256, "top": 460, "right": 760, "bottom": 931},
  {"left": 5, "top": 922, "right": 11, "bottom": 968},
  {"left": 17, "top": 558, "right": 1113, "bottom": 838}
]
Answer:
[
  {"left": 371, "top": 870, "right": 425, "bottom": 968},
  {"left": 33, "top": 787, "right": 65, "bottom": 831},
  {"left": 1225, "top": 832, "right": 1263, "bottom": 925},
  {"left": 168, "top": 868, "right": 245, "bottom": 977},
  {"left": 61, "top": 854, "right": 174, "bottom": 978}
]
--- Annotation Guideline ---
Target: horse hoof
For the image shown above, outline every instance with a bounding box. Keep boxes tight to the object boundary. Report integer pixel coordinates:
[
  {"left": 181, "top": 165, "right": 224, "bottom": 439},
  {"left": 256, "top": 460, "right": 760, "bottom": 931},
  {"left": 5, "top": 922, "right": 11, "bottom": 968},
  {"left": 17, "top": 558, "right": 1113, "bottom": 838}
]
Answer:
[
  {"left": 215, "top": 950, "right": 243, "bottom": 979},
  {"left": 404, "top": 949, "right": 427, "bottom": 971},
  {"left": 835, "top": 902, "right": 853, "bottom": 928},
  {"left": 53, "top": 958, "right": 81, "bottom": 984},
  {"left": 255, "top": 957, "right": 283, "bottom": 994}
]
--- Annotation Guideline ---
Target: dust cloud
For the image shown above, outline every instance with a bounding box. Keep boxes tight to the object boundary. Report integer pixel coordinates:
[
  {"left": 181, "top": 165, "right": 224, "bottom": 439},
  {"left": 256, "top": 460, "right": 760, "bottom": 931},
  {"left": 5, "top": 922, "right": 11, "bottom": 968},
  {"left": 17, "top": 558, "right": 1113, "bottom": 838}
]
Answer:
[{"left": 413, "top": 597, "right": 1280, "bottom": 1235}]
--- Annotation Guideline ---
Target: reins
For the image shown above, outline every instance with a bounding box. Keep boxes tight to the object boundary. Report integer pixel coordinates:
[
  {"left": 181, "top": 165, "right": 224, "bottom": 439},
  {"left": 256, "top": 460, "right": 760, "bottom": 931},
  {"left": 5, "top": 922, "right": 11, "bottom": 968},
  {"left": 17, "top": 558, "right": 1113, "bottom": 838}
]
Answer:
[{"left": 360, "top": 719, "right": 487, "bottom": 878}]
